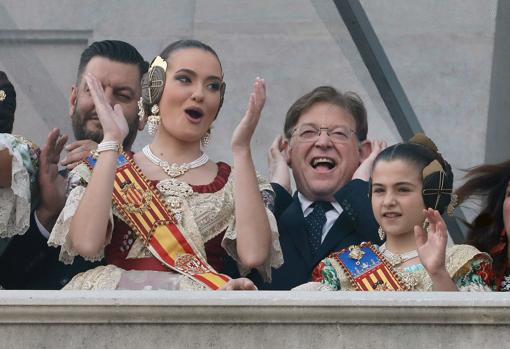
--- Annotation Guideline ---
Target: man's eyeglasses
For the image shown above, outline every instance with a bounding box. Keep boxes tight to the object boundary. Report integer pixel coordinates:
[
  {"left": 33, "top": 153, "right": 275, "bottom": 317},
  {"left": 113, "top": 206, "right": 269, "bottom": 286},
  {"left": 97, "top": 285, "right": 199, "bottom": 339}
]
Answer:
[{"left": 291, "top": 125, "right": 357, "bottom": 143}]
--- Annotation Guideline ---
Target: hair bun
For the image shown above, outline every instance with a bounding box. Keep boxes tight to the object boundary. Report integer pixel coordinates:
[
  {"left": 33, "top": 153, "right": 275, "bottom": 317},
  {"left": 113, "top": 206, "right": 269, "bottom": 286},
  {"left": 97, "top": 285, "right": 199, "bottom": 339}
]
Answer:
[
  {"left": 409, "top": 133, "right": 438, "bottom": 153},
  {"left": 141, "top": 66, "right": 166, "bottom": 105},
  {"left": 410, "top": 133, "right": 450, "bottom": 172},
  {"left": 0, "top": 71, "right": 12, "bottom": 89}
]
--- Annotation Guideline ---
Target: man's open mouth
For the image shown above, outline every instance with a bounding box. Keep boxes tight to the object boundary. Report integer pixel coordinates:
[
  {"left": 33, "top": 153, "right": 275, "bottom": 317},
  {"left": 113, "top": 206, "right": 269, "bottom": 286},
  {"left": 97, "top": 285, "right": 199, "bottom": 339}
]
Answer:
[{"left": 310, "top": 157, "right": 336, "bottom": 170}]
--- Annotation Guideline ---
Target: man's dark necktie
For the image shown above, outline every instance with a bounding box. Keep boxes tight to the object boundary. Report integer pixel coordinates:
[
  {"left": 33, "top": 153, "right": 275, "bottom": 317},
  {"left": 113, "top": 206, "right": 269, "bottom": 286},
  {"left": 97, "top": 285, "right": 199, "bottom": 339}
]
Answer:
[{"left": 304, "top": 201, "right": 333, "bottom": 256}]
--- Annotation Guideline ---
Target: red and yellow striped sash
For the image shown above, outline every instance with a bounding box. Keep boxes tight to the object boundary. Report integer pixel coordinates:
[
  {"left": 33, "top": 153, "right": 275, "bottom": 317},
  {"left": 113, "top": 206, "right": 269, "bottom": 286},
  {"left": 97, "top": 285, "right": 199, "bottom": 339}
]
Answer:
[{"left": 85, "top": 152, "right": 231, "bottom": 289}]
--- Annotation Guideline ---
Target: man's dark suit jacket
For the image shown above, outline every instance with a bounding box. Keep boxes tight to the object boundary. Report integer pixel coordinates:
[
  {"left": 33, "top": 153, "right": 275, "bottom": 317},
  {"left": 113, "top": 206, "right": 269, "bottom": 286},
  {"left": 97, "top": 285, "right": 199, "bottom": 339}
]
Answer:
[
  {"left": 255, "top": 179, "right": 381, "bottom": 290},
  {"left": 0, "top": 211, "right": 103, "bottom": 289}
]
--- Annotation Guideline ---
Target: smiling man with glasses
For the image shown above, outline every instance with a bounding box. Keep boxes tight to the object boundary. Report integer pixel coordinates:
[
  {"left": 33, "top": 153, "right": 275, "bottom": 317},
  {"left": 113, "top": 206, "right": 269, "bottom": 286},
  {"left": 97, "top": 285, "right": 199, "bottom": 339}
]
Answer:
[{"left": 253, "top": 86, "right": 384, "bottom": 290}]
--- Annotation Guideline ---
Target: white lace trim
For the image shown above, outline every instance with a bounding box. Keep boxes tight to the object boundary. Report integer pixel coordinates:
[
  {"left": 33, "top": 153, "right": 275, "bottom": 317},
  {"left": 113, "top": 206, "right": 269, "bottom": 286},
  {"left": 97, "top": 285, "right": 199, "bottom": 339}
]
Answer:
[
  {"left": 48, "top": 184, "right": 114, "bottom": 264},
  {"left": 0, "top": 139, "right": 31, "bottom": 238},
  {"left": 63, "top": 265, "right": 122, "bottom": 290}
]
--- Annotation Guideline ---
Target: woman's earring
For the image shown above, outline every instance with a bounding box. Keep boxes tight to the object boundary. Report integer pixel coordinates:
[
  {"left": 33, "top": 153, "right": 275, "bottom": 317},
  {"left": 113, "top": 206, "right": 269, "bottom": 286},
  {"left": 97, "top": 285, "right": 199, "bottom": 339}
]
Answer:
[
  {"left": 200, "top": 132, "right": 210, "bottom": 148},
  {"left": 447, "top": 193, "right": 458, "bottom": 216},
  {"left": 147, "top": 104, "right": 160, "bottom": 135},
  {"left": 422, "top": 218, "right": 430, "bottom": 233},
  {"left": 378, "top": 226, "right": 386, "bottom": 240},
  {"left": 137, "top": 97, "right": 145, "bottom": 122}
]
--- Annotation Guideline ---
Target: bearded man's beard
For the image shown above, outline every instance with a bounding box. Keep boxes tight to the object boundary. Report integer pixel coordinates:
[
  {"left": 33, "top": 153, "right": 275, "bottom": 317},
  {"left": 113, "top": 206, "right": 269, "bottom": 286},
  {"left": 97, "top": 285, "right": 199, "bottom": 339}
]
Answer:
[
  {"left": 71, "top": 107, "right": 138, "bottom": 150},
  {"left": 71, "top": 109, "right": 103, "bottom": 144}
]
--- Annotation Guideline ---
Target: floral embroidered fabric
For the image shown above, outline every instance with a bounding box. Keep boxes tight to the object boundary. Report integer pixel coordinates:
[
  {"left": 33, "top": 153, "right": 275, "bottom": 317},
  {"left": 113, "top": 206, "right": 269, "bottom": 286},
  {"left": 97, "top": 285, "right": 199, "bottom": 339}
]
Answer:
[
  {"left": 492, "top": 267, "right": 510, "bottom": 291},
  {"left": 50, "top": 155, "right": 282, "bottom": 290},
  {"left": 294, "top": 244, "right": 493, "bottom": 292}
]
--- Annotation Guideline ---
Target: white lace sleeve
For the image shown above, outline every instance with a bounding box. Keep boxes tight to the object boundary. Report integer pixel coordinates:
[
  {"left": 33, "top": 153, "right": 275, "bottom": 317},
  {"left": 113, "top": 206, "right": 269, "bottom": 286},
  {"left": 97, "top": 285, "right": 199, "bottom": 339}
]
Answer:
[
  {"left": 47, "top": 165, "right": 114, "bottom": 264},
  {"left": 0, "top": 134, "right": 36, "bottom": 238},
  {"left": 222, "top": 175, "right": 283, "bottom": 282}
]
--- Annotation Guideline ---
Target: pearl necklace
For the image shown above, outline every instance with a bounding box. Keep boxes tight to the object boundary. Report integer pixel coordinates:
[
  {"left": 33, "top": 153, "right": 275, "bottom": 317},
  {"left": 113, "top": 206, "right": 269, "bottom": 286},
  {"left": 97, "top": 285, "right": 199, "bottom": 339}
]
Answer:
[
  {"left": 379, "top": 244, "right": 419, "bottom": 267},
  {"left": 142, "top": 145, "right": 209, "bottom": 178}
]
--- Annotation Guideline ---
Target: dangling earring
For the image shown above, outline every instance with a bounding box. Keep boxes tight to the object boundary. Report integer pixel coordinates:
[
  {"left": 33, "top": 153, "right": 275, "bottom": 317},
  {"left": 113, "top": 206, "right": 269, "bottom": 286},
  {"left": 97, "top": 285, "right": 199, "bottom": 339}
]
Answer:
[
  {"left": 447, "top": 193, "right": 458, "bottom": 216},
  {"left": 201, "top": 131, "right": 210, "bottom": 148},
  {"left": 378, "top": 226, "right": 386, "bottom": 240},
  {"left": 422, "top": 218, "right": 430, "bottom": 233},
  {"left": 137, "top": 97, "right": 145, "bottom": 122},
  {"left": 147, "top": 104, "right": 160, "bottom": 135}
]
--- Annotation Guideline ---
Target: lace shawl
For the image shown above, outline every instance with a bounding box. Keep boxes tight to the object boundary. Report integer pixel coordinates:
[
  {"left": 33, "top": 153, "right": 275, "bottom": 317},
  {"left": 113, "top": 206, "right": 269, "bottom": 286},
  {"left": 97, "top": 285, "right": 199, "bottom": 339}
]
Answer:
[
  {"left": 49, "top": 161, "right": 282, "bottom": 283},
  {"left": 0, "top": 134, "right": 39, "bottom": 238}
]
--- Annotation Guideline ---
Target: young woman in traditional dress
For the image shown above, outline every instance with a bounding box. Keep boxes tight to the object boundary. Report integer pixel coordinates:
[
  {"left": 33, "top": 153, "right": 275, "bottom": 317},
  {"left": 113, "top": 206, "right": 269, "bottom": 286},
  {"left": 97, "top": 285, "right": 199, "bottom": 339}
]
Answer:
[
  {"left": 49, "top": 40, "right": 282, "bottom": 290},
  {"left": 294, "top": 134, "right": 492, "bottom": 291},
  {"left": 456, "top": 160, "right": 510, "bottom": 291}
]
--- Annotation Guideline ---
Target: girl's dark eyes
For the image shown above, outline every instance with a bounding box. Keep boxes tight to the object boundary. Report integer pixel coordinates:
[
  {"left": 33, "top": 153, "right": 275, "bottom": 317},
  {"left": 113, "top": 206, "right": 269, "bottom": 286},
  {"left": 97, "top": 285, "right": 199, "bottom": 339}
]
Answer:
[{"left": 372, "top": 188, "right": 384, "bottom": 194}]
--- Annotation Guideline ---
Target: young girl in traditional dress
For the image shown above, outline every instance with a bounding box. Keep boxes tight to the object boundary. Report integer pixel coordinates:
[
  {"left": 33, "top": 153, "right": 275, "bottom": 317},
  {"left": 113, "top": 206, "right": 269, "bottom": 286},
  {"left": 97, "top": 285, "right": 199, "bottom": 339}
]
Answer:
[
  {"left": 49, "top": 40, "right": 282, "bottom": 290},
  {"left": 295, "top": 134, "right": 492, "bottom": 291}
]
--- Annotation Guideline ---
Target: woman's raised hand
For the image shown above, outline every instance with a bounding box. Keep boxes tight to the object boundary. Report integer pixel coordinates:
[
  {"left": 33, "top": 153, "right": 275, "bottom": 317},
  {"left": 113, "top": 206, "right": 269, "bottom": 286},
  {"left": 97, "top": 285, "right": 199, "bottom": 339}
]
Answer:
[
  {"left": 268, "top": 135, "right": 291, "bottom": 193},
  {"left": 84, "top": 73, "right": 128, "bottom": 144},
  {"left": 231, "top": 77, "right": 266, "bottom": 153},
  {"left": 415, "top": 208, "right": 448, "bottom": 276},
  {"left": 352, "top": 140, "right": 386, "bottom": 181}
]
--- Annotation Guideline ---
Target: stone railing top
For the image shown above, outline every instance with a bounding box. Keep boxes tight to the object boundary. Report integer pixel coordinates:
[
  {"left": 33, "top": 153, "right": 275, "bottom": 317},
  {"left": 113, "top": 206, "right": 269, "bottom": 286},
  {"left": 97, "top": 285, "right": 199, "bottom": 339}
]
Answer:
[{"left": 0, "top": 291, "right": 508, "bottom": 324}]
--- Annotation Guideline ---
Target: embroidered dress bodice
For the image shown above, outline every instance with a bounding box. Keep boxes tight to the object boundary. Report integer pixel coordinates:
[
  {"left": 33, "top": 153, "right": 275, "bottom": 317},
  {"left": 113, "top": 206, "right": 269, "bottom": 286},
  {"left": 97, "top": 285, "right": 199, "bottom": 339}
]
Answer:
[
  {"left": 293, "top": 244, "right": 493, "bottom": 292},
  {"left": 48, "top": 153, "right": 282, "bottom": 290}
]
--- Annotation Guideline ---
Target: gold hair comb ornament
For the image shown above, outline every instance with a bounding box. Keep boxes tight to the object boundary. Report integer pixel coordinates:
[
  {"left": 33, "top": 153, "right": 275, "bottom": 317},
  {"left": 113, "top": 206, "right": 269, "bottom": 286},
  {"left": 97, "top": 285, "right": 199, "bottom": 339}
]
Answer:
[
  {"left": 145, "top": 56, "right": 167, "bottom": 104},
  {"left": 141, "top": 56, "right": 168, "bottom": 135},
  {"left": 447, "top": 193, "right": 458, "bottom": 216},
  {"left": 422, "top": 159, "right": 444, "bottom": 178},
  {"left": 0, "top": 90, "right": 6, "bottom": 102},
  {"left": 150, "top": 55, "right": 167, "bottom": 71}
]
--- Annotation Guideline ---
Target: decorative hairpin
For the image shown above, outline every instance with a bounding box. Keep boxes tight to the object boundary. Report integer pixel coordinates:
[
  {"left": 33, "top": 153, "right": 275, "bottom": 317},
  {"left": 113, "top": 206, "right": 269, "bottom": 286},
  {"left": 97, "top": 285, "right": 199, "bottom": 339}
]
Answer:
[
  {"left": 447, "top": 193, "right": 458, "bottom": 216},
  {"left": 0, "top": 90, "right": 6, "bottom": 102}
]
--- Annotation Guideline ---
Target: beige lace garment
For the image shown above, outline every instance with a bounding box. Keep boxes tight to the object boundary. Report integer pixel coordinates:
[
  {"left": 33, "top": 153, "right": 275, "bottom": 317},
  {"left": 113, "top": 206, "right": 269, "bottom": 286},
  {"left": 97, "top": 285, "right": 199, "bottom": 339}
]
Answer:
[
  {"left": 48, "top": 162, "right": 282, "bottom": 290},
  {"left": 0, "top": 134, "right": 39, "bottom": 238}
]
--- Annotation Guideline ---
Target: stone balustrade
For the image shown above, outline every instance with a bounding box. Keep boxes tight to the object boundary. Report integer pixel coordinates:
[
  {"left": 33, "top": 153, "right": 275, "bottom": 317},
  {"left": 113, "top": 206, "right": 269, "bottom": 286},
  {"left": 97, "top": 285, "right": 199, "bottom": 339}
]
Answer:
[{"left": 0, "top": 291, "right": 509, "bottom": 348}]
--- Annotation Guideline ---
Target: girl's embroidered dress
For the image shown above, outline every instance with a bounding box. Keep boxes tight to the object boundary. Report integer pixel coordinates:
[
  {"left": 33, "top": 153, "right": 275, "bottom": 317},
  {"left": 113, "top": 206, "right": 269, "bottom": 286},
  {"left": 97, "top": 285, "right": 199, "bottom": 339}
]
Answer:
[{"left": 294, "top": 244, "right": 493, "bottom": 291}]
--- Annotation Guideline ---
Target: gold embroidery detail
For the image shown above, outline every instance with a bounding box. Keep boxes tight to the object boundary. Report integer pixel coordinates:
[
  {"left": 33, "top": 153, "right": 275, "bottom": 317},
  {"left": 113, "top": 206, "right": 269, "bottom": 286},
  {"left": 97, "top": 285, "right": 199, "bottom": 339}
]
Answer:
[
  {"left": 348, "top": 245, "right": 365, "bottom": 265},
  {"left": 175, "top": 253, "right": 210, "bottom": 274},
  {"left": 157, "top": 179, "right": 194, "bottom": 224},
  {"left": 120, "top": 181, "right": 152, "bottom": 214}
]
